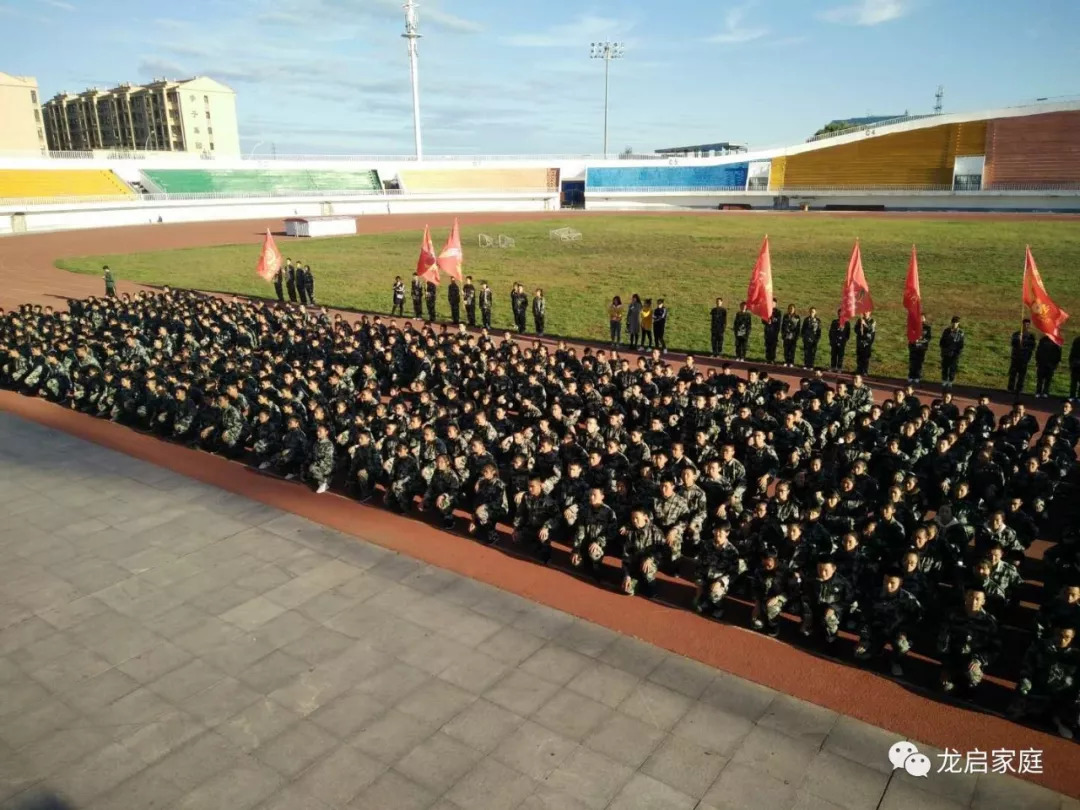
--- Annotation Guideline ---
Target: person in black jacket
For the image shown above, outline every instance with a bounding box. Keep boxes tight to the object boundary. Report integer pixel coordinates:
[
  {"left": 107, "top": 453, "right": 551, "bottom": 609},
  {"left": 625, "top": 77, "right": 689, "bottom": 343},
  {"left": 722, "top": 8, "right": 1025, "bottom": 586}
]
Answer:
[
  {"left": 425, "top": 281, "right": 438, "bottom": 322},
  {"left": 1035, "top": 334, "right": 1062, "bottom": 398},
  {"left": 272, "top": 267, "right": 284, "bottom": 303},
  {"left": 710, "top": 297, "right": 727, "bottom": 357},
  {"left": 732, "top": 302, "right": 752, "bottom": 360},
  {"left": 463, "top": 275, "right": 477, "bottom": 326},
  {"left": 854, "top": 313, "right": 876, "bottom": 376},
  {"left": 693, "top": 522, "right": 744, "bottom": 619},
  {"left": 302, "top": 265, "right": 315, "bottom": 305},
  {"left": 828, "top": 309, "right": 850, "bottom": 372},
  {"left": 285, "top": 261, "right": 298, "bottom": 303},
  {"left": 448, "top": 279, "right": 461, "bottom": 324},
  {"left": 763, "top": 301, "right": 781, "bottom": 364},
  {"left": 780, "top": 305, "right": 801, "bottom": 367},
  {"left": 391, "top": 276, "right": 406, "bottom": 316},
  {"left": 801, "top": 306, "right": 822, "bottom": 369},
  {"left": 296, "top": 265, "right": 309, "bottom": 305},
  {"left": 1008, "top": 319, "right": 1037, "bottom": 394},
  {"left": 411, "top": 275, "right": 424, "bottom": 318},
  {"left": 532, "top": 288, "right": 546, "bottom": 336},
  {"left": 1070, "top": 335, "right": 1080, "bottom": 400},
  {"left": 939, "top": 316, "right": 965, "bottom": 389},
  {"left": 908, "top": 315, "right": 931, "bottom": 384}
]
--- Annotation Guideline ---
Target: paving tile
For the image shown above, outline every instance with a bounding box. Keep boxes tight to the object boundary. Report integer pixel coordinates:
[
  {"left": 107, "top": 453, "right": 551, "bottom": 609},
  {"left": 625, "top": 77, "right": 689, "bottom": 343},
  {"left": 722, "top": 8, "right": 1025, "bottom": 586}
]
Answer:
[
  {"left": 518, "top": 785, "right": 592, "bottom": 810},
  {"left": 49, "top": 741, "right": 148, "bottom": 806},
  {"left": 0, "top": 700, "right": 78, "bottom": 749},
  {"left": 282, "top": 625, "right": 355, "bottom": 665},
  {"left": 484, "top": 669, "right": 561, "bottom": 716},
  {"left": 189, "top": 583, "right": 261, "bottom": 616},
  {"left": 398, "top": 632, "right": 474, "bottom": 677},
  {"left": 889, "top": 742, "right": 979, "bottom": 805},
  {"left": 970, "top": 772, "right": 1063, "bottom": 810},
  {"left": 142, "top": 731, "right": 244, "bottom": 792},
  {"left": 436, "top": 647, "right": 510, "bottom": 695},
  {"left": 492, "top": 720, "right": 578, "bottom": 781},
  {"left": 91, "top": 686, "right": 175, "bottom": 729},
  {"left": 822, "top": 715, "right": 900, "bottom": 775},
  {"left": 148, "top": 658, "right": 227, "bottom": 703},
  {"left": 519, "top": 643, "right": 593, "bottom": 686},
  {"left": 253, "top": 610, "right": 320, "bottom": 650},
  {"left": 309, "top": 688, "right": 387, "bottom": 739},
  {"left": 222, "top": 596, "right": 288, "bottom": 631},
  {"left": 533, "top": 689, "right": 613, "bottom": 741},
  {"left": 28, "top": 647, "right": 112, "bottom": 693},
  {"left": 670, "top": 703, "right": 754, "bottom": 757},
  {"left": 62, "top": 667, "right": 141, "bottom": 713},
  {"left": 476, "top": 625, "right": 546, "bottom": 666},
  {"left": 641, "top": 734, "right": 729, "bottom": 799},
  {"left": 788, "top": 793, "right": 849, "bottom": 810},
  {"left": 646, "top": 654, "right": 718, "bottom": 700},
  {"left": 396, "top": 677, "right": 476, "bottom": 727},
  {"left": 445, "top": 757, "right": 537, "bottom": 810},
  {"left": 730, "top": 724, "right": 820, "bottom": 785},
  {"left": 293, "top": 589, "right": 359, "bottom": 624},
  {"left": 617, "top": 680, "right": 693, "bottom": 732},
  {"left": 35, "top": 595, "right": 109, "bottom": 631},
  {"left": 12, "top": 631, "right": 82, "bottom": 673},
  {"left": 440, "top": 609, "right": 504, "bottom": 647},
  {"left": 798, "top": 750, "right": 889, "bottom": 810},
  {"left": 757, "top": 694, "right": 839, "bottom": 747},
  {"left": 395, "top": 731, "right": 484, "bottom": 794},
  {"left": 544, "top": 745, "right": 635, "bottom": 810},
  {"left": 555, "top": 619, "right": 620, "bottom": 659},
  {"left": 607, "top": 772, "right": 697, "bottom": 810},
  {"left": 119, "top": 708, "right": 207, "bottom": 766},
  {"left": 255, "top": 720, "right": 337, "bottom": 778},
  {"left": 116, "top": 640, "right": 193, "bottom": 684},
  {"left": 253, "top": 784, "right": 334, "bottom": 810},
  {"left": 182, "top": 676, "right": 262, "bottom": 727},
  {"left": 354, "top": 661, "right": 431, "bottom": 704},
  {"left": 566, "top": 661, "right": 641, "bottom": 708},
  {"left": 583, "top": 711, "right": 667, "bottom": 768},
  {"left": 699, "top": 673, "right": 778, "bottom": 722},
  {"left": 172, "top": 758, "right": 283, "bottom": 810},
  {"left": 219, "top": 698, "right": 302, "bottom": 753},
  {"left": 347, "top": 769, "right": 436, "bottom": 810},
  {"left": 296, "top": 744, "right": 387, "bottom": 807},
  {"left": 349, "top": 709, "right": 444, "bottom": 765},
  {"left": 440, "top": 698, "right": 525, "bottom": 754},
  {"left": 238, "top": 649, "right": 311, "bottom": 694},
  {"left": 700, "top": 761, "right": 800, "bottom": 810},
  {"left": 17, "top": 726, "right": 111, "bottom": 779},
  {"left": 85, "top": 767, "right": 185, "bottom": 810},
  {"left": 880, "top": 779, "right": 967, "bottom": 810}
]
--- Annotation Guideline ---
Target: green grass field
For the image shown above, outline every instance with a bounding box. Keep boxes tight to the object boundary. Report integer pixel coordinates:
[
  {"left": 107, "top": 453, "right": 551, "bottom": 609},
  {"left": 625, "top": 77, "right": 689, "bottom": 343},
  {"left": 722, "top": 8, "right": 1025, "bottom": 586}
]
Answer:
[{"left": 57, "top": 215, "right": 1080, "bottom": 392}]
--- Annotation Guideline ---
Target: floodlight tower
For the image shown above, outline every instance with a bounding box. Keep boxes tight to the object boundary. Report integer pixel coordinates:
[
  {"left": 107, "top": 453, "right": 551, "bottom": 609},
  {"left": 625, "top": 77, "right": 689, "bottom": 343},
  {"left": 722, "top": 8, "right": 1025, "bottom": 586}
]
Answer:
[
  {"left": 589, "top": 41, "right": 625, "bottom": 157},
  {"left": 403, "top": 0, "right": 423, "bottom": 159}
]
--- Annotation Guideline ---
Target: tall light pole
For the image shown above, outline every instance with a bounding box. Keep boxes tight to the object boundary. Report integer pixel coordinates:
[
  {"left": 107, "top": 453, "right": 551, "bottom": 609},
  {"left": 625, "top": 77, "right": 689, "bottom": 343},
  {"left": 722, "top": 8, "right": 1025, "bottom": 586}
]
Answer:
[
  {"left": 403, "top": 0, "right": 423, "bottom": 159},
  {"left": 589, "top": 41, "right": 624, "bottom": 157}
]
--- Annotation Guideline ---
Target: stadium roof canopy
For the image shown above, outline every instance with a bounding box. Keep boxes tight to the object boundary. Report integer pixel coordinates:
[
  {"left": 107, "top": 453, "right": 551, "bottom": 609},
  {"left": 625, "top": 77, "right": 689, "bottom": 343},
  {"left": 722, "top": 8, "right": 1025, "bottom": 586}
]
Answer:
[{"left": 654, "top": 142, "right": 748, "bottom": 155}]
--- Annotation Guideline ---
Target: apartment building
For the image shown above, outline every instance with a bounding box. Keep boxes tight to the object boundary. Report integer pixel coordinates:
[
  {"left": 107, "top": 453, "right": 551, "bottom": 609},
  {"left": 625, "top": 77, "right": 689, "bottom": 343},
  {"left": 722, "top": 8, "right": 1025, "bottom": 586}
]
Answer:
[
  {"left": 43, "top": 76, "right": 240, "bottom": 156},
  {"left": 0, "top": 72, "right": 48, "bottom": 152}
]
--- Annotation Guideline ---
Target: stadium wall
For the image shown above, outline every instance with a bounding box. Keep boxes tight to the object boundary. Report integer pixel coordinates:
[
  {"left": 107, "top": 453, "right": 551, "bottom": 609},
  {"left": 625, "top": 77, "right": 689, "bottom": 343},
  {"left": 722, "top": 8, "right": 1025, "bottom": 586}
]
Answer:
[{"left": 0, "top": 190, "right": 560, "bottom": 235}]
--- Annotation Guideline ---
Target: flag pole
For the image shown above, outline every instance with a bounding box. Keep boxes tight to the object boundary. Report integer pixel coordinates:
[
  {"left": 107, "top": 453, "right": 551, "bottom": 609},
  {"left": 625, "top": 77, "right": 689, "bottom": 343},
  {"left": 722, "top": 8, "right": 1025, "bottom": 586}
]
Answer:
[{"left": 1021, "top": 245, "right": 1028, "bottom": 334}]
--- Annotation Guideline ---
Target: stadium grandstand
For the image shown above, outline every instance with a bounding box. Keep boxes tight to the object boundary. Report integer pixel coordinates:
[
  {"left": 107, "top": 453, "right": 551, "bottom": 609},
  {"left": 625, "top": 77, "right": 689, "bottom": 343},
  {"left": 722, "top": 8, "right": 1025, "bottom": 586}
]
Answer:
[{"left": 1, "top": 98, "right": 1079, "bottom": 234}]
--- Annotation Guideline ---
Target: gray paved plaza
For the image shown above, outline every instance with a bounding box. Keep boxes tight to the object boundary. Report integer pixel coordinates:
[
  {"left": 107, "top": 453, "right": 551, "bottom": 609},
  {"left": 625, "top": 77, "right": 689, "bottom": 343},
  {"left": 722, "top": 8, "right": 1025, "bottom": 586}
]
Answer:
[{"left": 0, "top": 412, "right": 1073, "bottom": 810}]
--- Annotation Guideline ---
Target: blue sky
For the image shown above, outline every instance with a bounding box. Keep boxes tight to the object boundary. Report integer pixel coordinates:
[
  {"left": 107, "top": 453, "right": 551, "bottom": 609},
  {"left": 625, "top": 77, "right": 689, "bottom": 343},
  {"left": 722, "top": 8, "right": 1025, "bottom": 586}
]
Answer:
[{"left": 1, "top": 0, "right": 1078, "bottom": 155}]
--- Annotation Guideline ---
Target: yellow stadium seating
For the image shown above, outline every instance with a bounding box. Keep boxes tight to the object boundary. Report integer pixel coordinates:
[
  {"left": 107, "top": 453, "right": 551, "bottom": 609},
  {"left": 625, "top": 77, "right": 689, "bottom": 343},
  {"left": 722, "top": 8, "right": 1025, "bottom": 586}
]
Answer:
[
  {"left": 0, "top": 169, "right": 134, "bottom": 200},
  {"left": 767, "top": 157, "right": 786, "bottom": 191},
  {"left": 399, "top": 168, "right": 557, "bottom": 193},
  {"left": 784, "top": 122, "right": 989, "bottom": 188}
]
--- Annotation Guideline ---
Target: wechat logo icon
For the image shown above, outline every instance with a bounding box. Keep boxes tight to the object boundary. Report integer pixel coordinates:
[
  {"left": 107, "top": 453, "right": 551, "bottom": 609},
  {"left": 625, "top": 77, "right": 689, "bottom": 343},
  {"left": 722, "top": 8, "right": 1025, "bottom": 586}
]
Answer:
[{"left": 888, "top": 741, "right": 932, "bottom": 778}]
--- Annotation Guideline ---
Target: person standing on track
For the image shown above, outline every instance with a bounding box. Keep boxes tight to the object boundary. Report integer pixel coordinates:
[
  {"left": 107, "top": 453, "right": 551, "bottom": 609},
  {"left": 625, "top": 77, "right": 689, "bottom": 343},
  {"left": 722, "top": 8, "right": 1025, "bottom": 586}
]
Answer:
[
  {"left": 1008, "top": 319, "right": 1036, "bottom": 395},
  {"left": 425, "top": 280, "right": 438, "bottom": 322},
  {"left": 733, "top": 302, "right": 752, "bottom": 360},
  {"left": 102, "top": 266, "right": 116, "bottom": 298},
  {"left": 781, "top": 304, "right": 801, "bottom": 367},
  {"left": 1070, "top": 334, "right": 1080, "bottom": 400},
  {"left": 854, "top": 311, "right": 876, "bottom": 376},
  {"left": 801, "top": 306, "right": 822, "bottom": 369},
  {"left": 273, "top": 266, "right": 285, "bottom": 303},
  {"left": 463, "top": 275, "right": 477, "bottom": 326},
  {"left": 411, "top": 274, "right": 424, "bottom": 318},
  {"left": 908, "top": 315, "right": 931, "bottom": 384},
  {"left": 532, "top": 288, "right": 546, "bottom": 336},
  {"left": 626, "top": 294, "right": 642, "bottom": 350},
  {"left": 828, "top": 309, "right": 850, "bottom": 372},
  {"left": 285, "top": 261, "right": 298, "bottom": 303},
  {"left": 302, "top": 264, "right": 315, "bottom": 305},
  {"left": 448, "top": 278, "right": 461, "bottom": 324},
  {"left": 296, "top": 264, "right": 309, "bottom": 305},
  {"left": 710, "top": 297, "right": 727, "bottom": 358},
  {"left": 609, "top": 296, "right": 624, "bottom": 348},
  {"left": 763, "top": 300, "right": 781, "bottom": 364},
  {"left": 1035, "top": 334, "right": 1062, "bottom": 398},
  {"left": 653, "top": 299, "right": 669, "bottom": 353},
  {"left": 511, "top": 283, "right": 528, "bottom": 333},
  {"left": 391, "top": 275, "right": 405, "bottom": 316},
  {"left": 479, "top": 280, "right": 493, "bottom": 328},
  {"left": 640, "top": 298, "right": 654, "bottom": 350},
  {"left": 939, "top": 316, "right": 964, "bottom": 389}
]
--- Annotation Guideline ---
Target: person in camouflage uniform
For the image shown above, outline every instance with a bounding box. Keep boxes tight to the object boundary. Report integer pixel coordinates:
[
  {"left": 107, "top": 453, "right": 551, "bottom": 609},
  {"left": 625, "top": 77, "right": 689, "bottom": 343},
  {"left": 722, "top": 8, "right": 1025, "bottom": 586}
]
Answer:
[
  {"left": 470, "top": 463, "right": 508, "bottom": 545},
  {"left": 855, "top": 568, "right": 923, "bottom": 676},
  {"left": 571, "top": 487, "right": 617, "bottom": 577},
  {"left": 693, "top": 522, "right": 744, "bottom": 619},
  {"left": 652, "top": 478, "right": 689, "bottom": 566},
  {"left": 348, "top": 430, "right": 380, "bottom": 502},
  {"left": 936, "top": 587, "right": 1002, "bottom": 694},
  {"left": 799, "top": 558, "right": 854, "bottom": 644},
  {"left": 419, "top": 454, "right": 461, "bottom": 528},
  {"left": 1009, "top": 625, "right": 1080, "bottom": 739},
  {"left": 513, "top": 477, "right": 560, "bottom": 564},
  {"left": 750, "top": 549, "right": 790, "bottom": 637},
  {"left": 621, "top": 508, "right": 665, "bottom": 597},
  {"left": 306, "top": 422, "right": 335, "bottom": 494},
  {"left": 385, "top": 441, "right": 423, "bottom": 513}
]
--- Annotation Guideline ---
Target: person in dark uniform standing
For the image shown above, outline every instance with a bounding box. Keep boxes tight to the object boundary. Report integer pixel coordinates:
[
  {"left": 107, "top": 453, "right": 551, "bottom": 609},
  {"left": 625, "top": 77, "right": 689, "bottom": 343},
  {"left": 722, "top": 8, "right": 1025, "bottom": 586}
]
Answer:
[
  {"left": 653, "top": 299, "right": 668, "bottom": 353},
  {"left": 939, "top": 316, "right": 965, "bottom": 389},
  {"left": 463, "top": 275, "right": 477, "bottom": 326},
  {"left": 296, "top": 264, "right": 309, "bottom": 305},
  {"left": 411, "top": 275, "right": 424, "bottom": 318},
  {"left": 908, "top": 315, "right": 931, "bottom": 384},
  {"left": 480, "top": 281, "right": 493, "bottom": 329},
  {"left": 763, "top": 299, "right": 781, "bottom": 364},
  {"left": 780, "top": 304, "right": 801, "bottom": 367},
  {"left": 272, "top": 266, "right": 285, "bottom": 303},
  {"left": 710, "top": 297, "right": 727, "bottom": 358},
  {"left": 103, "top": 265, "right": 116, "bottom": 298},
  {"left": 854, "top": 312, "right": 876, "bottom": 376},
  {"left": 801, "top": 306, "right": 821, "bottom": 369},
  {"left": 532, "top": 288, "right": 546, "bottom": 336},
  {"left": 828, "top": 309, "right": 850, "bottom": 372},
  {"left": 1008, "top": 319, "right": 1036, "bottom": 394},
  {"left": 511, "top": 283, "right": 528, "bottom": 333},
  {"left": 391, "top": 275, "right": 406, "bottom": 316},
  {"left": 1070, "top": 335, "right": 1080, "bottom": 400},
  {"left": 1035, "top": 334, "right": 1062, "bottom": 398},
  {"left": 733, "top": 302, "right": 752, "bottom": 360},
  {"left": 302, "top": 264, "right": 315, "bottom": 305},
  {"left": 425, "top": 280, "right": 438, "bottom": 322},
  {"left": 448, "top": 278, "right": 461, "bottom": 324},
  {"left": 285, "top": 262, "right": 298, "bottom": 303}
]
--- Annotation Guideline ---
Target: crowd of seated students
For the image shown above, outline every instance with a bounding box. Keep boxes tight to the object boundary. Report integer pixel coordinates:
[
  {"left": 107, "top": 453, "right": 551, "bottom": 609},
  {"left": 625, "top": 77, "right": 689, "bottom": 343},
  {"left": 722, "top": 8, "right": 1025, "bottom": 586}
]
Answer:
[{"left": 1, "top": 288, "right": 1078, "bottom": 739}]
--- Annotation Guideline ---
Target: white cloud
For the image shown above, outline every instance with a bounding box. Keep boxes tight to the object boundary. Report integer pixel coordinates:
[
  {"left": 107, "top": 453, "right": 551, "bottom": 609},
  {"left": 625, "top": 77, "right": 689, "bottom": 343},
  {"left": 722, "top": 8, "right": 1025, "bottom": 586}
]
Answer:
[
  {"left": 505, "top": 14, "right": 631, "bottom": 48},
  {"left": 706, "top": 5, "right": 769, "bottom": 44},
  {"left": 37, "top": 0, "right": 76, "bottom": 10},
  {"left": 820, "top": 0, "right": 910, "bottom": 26}
]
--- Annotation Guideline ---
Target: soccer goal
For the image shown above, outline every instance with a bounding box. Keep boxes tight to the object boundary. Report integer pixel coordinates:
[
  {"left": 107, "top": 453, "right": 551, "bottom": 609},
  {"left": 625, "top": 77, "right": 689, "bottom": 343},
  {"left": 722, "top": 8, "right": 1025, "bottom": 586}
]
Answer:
[
  {"left": 549, "top": 227, "right": 582, "bottom": 242},
  {"left": 478, "top": 233, "right": 494, "bottom": 248},
  {"left": 498, "top": 234, "right": 516, "bottom": 249}
]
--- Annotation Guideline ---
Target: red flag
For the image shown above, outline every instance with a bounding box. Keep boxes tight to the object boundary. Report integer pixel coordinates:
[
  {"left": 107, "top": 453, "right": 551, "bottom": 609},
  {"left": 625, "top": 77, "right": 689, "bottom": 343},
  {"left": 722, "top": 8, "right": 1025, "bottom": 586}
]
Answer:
[
  {"left": 437, "top": 218, "right": 463, "bottom": 283},
  {"left": 839, "top": 239, "right": 874, "bottom": 326},
  {"left": 745, "top": 235, "right": 774, "bottom": 321},
  {"left": 416, "top": 225, "right": 439, "bottom": 285},
  {"left": 1023, "top": 246, "right": 1069, "bottom": 345},
  {"left": 255, "top": 229, "right": 282, "bottom": 282},
  {"left": 903, "top": 244, "right": 922, "bottom": 344}
]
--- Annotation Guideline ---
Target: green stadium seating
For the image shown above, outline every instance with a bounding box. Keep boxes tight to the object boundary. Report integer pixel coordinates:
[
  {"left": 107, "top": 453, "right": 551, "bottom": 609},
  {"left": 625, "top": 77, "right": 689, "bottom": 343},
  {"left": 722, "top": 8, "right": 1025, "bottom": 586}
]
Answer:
[{"left": 142, "top": 169, "right": 381, "bottom": 195}]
